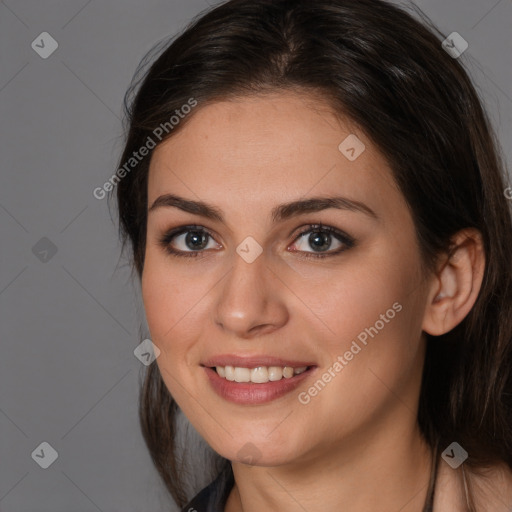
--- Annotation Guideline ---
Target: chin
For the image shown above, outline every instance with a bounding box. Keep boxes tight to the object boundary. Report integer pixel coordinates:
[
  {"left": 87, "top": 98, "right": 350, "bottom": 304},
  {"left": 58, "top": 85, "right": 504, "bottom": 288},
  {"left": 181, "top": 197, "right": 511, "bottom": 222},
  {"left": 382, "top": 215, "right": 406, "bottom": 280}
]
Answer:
[{"left": 211, "top": 437, "right": 303, "bottom": 468}]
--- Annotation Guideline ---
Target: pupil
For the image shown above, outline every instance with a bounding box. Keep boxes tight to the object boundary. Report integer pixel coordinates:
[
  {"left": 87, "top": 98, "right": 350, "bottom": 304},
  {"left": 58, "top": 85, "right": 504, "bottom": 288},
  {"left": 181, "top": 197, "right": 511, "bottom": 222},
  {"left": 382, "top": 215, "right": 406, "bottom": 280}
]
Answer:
[
  {"left": 309, "top": 232, "right": 330, "bottom": 252},
  {"left": 186, "top": 231, "right": 208, "bottom": 250}
]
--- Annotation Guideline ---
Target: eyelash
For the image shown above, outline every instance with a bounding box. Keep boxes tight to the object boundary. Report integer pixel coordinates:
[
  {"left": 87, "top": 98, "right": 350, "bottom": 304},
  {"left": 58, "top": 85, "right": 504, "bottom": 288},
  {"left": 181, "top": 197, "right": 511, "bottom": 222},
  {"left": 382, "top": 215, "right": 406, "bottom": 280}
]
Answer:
[{"left": 158, "top": 223, "right": 356, "bottom": 260}]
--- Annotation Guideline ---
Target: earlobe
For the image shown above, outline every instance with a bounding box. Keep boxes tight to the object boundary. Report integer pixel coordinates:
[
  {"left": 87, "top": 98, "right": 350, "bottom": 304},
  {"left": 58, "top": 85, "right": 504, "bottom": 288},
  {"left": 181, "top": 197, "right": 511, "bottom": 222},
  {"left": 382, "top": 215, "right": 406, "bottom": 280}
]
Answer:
[{"left": 422, "top": 229, "right": 485, "bottom": 336}]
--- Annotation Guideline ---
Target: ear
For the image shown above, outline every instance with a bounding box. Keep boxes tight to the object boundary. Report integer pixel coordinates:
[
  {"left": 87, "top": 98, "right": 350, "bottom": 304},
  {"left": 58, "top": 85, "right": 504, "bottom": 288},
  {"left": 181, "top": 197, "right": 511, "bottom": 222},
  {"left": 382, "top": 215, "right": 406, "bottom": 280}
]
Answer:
[{"left": 422, "top": 228, "right": 485, "bottom": 336}]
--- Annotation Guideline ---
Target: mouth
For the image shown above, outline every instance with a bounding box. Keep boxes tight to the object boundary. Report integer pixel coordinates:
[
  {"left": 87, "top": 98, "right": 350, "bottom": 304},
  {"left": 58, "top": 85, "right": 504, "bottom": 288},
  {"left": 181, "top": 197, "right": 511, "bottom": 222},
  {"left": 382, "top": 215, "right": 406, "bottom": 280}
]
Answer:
[
  {"left": 201, "top": 359, "right": 317, "bottom": 404},
  {"left": 211, "top": 364, "right": 312, "bottom": 383}
]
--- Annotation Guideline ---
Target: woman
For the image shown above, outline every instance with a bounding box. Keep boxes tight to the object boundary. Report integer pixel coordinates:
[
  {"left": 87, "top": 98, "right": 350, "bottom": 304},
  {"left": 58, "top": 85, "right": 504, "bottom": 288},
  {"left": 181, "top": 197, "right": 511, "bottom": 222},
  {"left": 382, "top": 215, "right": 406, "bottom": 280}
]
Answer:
[{"left": 112, "top": 0, "right": 512, "bottom": 510}]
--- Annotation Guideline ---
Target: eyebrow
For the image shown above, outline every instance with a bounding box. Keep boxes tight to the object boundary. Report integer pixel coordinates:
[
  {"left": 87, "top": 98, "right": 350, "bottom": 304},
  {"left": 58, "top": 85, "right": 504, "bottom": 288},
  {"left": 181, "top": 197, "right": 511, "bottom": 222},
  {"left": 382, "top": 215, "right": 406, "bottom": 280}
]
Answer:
[{"left": 148, "top": 193, "right": 378, "bottom": 223}]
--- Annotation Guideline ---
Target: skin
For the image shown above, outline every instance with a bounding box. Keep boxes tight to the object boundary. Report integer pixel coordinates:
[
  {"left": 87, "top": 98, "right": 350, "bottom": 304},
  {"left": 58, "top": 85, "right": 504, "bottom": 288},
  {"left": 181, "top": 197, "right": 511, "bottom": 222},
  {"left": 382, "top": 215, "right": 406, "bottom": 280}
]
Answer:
[{"left": 141, "top": 91, "right": 498, "bottom": 511}]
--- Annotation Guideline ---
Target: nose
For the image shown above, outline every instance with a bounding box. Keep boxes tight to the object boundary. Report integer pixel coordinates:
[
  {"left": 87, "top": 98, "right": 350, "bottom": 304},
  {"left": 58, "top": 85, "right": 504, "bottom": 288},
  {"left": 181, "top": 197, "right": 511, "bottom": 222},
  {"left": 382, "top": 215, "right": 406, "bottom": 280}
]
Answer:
[{"left": 213, "top": 248, "right": 289, "bottom": 339}]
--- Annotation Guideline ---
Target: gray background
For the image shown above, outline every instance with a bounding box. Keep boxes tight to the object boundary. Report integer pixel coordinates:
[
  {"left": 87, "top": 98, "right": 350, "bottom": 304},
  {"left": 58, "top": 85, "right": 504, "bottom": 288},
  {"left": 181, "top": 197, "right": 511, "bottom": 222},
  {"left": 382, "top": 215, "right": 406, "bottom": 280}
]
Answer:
[{"left": 1, "top": 0, "right": 511, "bottom": 511}]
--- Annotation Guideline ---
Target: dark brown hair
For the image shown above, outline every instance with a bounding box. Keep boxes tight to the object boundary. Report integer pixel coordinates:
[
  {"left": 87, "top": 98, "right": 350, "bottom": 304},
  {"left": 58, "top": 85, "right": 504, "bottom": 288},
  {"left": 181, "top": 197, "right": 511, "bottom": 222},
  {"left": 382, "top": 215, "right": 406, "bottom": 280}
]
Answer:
[{"left": 111, "top": 0, "right": 512, "bottom": 507}]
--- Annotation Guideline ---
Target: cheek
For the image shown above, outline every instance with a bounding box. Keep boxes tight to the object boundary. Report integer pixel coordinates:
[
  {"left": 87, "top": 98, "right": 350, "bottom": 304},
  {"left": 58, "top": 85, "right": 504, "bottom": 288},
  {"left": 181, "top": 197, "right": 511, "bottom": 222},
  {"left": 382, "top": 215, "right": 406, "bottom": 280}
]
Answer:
[
  {"left": 287, "top": 245, "right": 415, "bottom": 349},
  {"left": 141, "top": 260, "right": 199, "bottom": 407},
  {"left": 306, "top": 290, "right": 425, "bottom": 431},
  {"left": 293, "top": 243, "right": 425, "bottom": 405},
  {"left": 141, "top": 263, "right": 172, "bottom": 341},
  {"left": 141, "top": 251, "right": 218, "bottom": 368},
  {"left": 141, "top": 254, "right": 192, "bottom": 356}
]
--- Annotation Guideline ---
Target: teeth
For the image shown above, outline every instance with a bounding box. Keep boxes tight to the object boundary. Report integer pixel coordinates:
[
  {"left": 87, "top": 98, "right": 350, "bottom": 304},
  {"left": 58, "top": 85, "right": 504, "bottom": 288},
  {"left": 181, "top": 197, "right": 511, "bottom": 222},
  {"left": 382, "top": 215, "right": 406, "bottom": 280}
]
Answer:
[
  {"left": 225, "top": 365, "right": 235, "bottom": 381},
  {"left": 268, "top": 366, "right": 283, "bottom": 381},
  {"left": 251, "top": 366, "right": 268, "bottom": 383},
  {"left": 214, "top": 365, "right": 308, "bottom": 383},
  {"left": 282, "top": 366, "right": 294, "bottom": 378},
  {"left": 234, "top": 367, "right": 251, "bottom": 383}
]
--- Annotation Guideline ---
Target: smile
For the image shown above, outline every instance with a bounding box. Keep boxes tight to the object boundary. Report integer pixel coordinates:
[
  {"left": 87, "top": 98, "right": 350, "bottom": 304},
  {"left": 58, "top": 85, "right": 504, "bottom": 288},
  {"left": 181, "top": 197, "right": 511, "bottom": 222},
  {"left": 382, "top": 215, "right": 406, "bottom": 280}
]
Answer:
[
  {"left": 214, "top": 365, "right": 309, "bottom": 383},
  {"left": 203, "top": 365, "right": 316, "bottom": 404}
]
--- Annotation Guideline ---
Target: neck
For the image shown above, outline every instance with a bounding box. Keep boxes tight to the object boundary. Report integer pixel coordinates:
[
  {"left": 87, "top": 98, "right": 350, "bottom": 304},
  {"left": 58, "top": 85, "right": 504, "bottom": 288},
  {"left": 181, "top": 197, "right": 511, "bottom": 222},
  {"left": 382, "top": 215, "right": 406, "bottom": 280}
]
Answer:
[{"left": 226, "top": 414, "right": 433, "bottom": 512}]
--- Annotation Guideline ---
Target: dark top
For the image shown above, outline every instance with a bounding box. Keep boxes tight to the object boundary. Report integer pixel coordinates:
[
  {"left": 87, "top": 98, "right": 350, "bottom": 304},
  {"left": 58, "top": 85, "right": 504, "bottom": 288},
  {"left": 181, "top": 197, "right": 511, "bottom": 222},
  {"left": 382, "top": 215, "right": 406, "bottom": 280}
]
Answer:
[{"left": 181, "top": 464, "right": 234, "bottom": 512}]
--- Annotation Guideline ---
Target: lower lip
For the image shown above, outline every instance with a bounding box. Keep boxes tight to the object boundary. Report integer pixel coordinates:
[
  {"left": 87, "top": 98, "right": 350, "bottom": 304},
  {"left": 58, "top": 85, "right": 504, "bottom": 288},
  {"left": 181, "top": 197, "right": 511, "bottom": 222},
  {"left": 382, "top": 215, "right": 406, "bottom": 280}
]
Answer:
[{"left": 203, "top": 366, "right": 316, "bottom": 404}]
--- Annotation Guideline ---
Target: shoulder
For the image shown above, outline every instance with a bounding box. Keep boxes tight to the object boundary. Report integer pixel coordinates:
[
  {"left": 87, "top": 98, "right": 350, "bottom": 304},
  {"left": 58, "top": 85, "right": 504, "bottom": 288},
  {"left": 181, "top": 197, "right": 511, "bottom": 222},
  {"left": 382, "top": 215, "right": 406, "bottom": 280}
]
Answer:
[
  {"left": 470, "top": 461, "right": 512, "bottom": 511},
  {"left": 434, "top": 460, "right": 512, "bottom": 511}
]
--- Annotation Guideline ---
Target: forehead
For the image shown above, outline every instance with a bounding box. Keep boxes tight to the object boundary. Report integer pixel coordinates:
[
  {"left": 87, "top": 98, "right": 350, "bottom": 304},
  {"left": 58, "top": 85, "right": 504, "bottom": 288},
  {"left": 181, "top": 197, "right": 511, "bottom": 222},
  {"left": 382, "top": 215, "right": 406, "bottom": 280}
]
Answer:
[{"left": 147, "top": 91, "right": 402, "bottom": 220}]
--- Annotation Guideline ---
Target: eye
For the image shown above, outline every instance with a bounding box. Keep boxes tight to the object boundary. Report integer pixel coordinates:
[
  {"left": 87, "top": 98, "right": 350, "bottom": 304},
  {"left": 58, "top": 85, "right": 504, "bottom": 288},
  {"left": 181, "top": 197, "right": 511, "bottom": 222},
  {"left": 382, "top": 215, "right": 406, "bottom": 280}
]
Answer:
[
  {"left": 288, "top": 224, "right": 355, "bottom": 259},
  {"left": 159, "top": 223, "right": 355, "bottom": 260},
  {"left": 158, "top": 225, "right": 221, "bottom": 258}
]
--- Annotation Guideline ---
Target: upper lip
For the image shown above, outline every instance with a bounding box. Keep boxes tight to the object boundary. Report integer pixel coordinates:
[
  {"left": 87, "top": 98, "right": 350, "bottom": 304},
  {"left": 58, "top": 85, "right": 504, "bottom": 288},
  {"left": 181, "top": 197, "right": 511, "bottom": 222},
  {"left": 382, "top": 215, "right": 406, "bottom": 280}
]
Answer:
[{"left": 202, "top": 355, "right": 316, "bottom": 369}]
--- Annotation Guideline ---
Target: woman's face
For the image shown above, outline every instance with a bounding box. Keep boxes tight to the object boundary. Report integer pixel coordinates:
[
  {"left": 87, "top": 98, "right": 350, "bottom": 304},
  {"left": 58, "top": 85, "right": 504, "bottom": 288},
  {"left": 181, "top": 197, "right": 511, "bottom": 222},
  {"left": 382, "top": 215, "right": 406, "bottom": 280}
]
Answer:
[{"left": 142, "top": 91, "right": 433, "bottom": 466}]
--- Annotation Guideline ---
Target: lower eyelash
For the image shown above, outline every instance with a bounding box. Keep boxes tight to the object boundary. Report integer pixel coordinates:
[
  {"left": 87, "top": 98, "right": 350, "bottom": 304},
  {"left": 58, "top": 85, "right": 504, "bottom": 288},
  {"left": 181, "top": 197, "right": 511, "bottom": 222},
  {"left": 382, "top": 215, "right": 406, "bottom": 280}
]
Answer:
[
  {"left": 159, "top": 224, "right": 355, "bottom": 259},
  {"left": 293, "top": 224, "right": 355, "bottom": 259},
  {"left": 165, "top": 249, "right": 202, "bottom": 258},
  {"left": 159, "top": 225, "right": 210, "bottom": 259}
]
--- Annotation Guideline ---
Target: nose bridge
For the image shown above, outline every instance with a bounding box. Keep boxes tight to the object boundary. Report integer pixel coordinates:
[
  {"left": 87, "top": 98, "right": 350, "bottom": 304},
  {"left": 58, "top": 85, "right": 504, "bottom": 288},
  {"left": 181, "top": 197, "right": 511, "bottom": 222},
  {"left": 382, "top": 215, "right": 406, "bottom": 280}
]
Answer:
[{"left": 213, "top": 245, "right": 287, "bottom": 336}]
